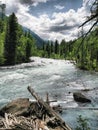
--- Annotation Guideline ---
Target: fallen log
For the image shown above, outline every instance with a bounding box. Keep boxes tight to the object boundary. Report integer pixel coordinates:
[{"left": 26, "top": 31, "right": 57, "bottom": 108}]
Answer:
[{"left": 27, "top": 86, "right": 72, "bottom": 130}]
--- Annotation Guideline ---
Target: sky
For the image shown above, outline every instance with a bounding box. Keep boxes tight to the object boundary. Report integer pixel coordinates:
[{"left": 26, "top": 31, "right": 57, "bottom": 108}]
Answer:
[{"left": 0, "top": 0, "right": 94, "bottom": 42}]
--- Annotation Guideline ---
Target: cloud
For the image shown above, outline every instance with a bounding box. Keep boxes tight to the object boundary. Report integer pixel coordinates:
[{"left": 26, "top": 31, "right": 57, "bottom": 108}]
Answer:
[
  {"left": 55, "top": 5, "right": 65, "bottom": 10},
  {"left": 16, "top": 1, "right": 93, "bottom": 42},
  {"left": 0, "top": 0, "right": 95, "bottom": 42},
  {"left": 0, "top": 0, "right": 49, "bottom": 15},
  {"left": 19, "top": 0, "right": 33, "bottom": 5},
  {"left": 19, "top": 0, "right": 48, "bottom": 6},
  {"left": 0, "top": 0, "right": 20, "bottom": 15}
]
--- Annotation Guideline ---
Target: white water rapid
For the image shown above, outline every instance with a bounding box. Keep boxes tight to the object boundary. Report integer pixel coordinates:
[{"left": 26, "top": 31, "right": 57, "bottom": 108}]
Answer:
[{"left": 0, "top": 57, "right": 98, "bottom": 129}]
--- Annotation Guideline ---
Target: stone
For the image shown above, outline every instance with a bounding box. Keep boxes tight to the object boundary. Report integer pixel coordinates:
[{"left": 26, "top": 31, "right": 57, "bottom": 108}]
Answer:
[
  {"left": 73, "top": 92, "right": 91, "bottom": 103},
  {"left": 0, "top": 98, "right": 31, "bottom": 117}
]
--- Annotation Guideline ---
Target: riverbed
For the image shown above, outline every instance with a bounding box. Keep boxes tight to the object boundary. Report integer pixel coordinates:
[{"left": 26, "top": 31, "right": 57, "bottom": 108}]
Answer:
[{"left": 0, "top": 57, "right": 98, "bottom": 129}]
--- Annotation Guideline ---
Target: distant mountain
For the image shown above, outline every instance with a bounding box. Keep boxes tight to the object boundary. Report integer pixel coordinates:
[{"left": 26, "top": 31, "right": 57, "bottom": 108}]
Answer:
[{"left": 23, "top": 27, "right": 46, "bottom": 48}]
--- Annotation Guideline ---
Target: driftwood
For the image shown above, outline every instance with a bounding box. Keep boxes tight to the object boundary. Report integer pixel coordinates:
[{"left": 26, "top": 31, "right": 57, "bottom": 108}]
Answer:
[
  {"left": 28, "top": 86, "right": 72, "bottom": 130},
  {"left": 0, "top": 113, "right": 49, "bottom": 130},
  {"left": 0, "top": 86, "right": 72, "bottom": 130}
]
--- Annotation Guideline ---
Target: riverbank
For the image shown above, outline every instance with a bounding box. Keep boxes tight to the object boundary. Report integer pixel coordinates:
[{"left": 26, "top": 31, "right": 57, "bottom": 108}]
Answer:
[
  {"left": 0, "top": 57, "right": 71, "bottom": 70},
  {"left": 0, "top": 99, "right": 64, "bottom": 130},
  {"left": 0, "top": 87, "right": 72, "bottom": 130}
]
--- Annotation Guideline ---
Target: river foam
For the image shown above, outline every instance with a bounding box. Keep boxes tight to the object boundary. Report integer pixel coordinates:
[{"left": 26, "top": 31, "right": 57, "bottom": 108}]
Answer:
[{"left": 0, "top": 57, "right": 98, "bottom": 129}]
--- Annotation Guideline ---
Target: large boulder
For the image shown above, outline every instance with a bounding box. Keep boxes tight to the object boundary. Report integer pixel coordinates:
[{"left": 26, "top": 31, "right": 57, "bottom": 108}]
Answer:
[
  {"left": 0, "top": 98, "right": 31, "bottom": 117},
  {"left": 73, "top": 92, "right": 91, "bottom": 103}
]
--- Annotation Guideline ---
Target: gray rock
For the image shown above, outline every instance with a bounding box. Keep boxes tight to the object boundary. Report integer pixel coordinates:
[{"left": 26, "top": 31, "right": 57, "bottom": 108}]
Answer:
[
  {"left": 0, "top": 98, "right": 31, "bottom": 117},
  {"left": 73, "top": 92, "right": 91, "bottom": 103}
]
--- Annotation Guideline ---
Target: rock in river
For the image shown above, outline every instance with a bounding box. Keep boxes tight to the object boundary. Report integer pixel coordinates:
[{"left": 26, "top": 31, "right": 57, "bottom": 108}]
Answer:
[
  {"left": 0, "top": 98, "right": 31, "bottom": 117},
  {"left": 73, "top": 92, "right": 91, "bottom": 103}
]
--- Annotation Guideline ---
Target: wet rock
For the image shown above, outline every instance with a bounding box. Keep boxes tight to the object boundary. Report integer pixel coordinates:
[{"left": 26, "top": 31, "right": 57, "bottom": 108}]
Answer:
[
  {"left": 73, "top": 92, "right": 91, "bottom": 103},
  {"left": 0, "top": 98, "right": 31, "bottom": 117},
  {"left": 82, "top": 89, "right": 90, "bottom": 92}
]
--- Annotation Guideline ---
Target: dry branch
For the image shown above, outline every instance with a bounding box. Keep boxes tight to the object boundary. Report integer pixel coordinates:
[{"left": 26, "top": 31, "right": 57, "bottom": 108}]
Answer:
[{"left": 27, "top": 86, "right": 72, "bottom": 130}]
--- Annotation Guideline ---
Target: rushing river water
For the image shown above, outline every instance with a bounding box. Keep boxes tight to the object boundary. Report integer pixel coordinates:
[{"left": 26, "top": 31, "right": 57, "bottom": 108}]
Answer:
[{"left": 0, "top": 57, "right": 98, "bottom": 129}]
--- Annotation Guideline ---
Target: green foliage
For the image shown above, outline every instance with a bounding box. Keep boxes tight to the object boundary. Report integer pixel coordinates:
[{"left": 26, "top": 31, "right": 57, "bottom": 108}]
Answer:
[
  {"left": 0, "top": 19, "right": 4, "bottom": 33},
  {"left": 0, "top": 18, "right": 6, "bottom": 65},
  {"left": 4, "top": 13, "right": 18, "bottom": 65},
  {"left": 0, "top": 13, "right": 37, "bottom": 65},
  {"left": 54, "top": 40, "right": 59, "bottom": 54},
  {"left": 73, "top": 28, "right": 98, "bottom": 71},
  {"left": 40, "top": 27, "right": 98, "bottom": 71},
  {"left": 75, "top": 115, "right": 90, "bottom": 130},
  {"left": 25, "top": 39, "right": 32, "bottom": 62},
  {"left": 41, "top": 40, "right": 61, "bottom": 59},
  {"left": 0, "top": 12, "right": 98, "bottom": 70}
]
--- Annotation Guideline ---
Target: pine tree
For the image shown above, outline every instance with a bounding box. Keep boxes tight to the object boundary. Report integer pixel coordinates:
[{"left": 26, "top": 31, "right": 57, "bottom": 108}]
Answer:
[
  {"left": 60, "top": 39, "right": 66, "bottom": 56},
  {"left": 42, "top": 42, "right": 46, "bottom": 51},
  {"left": 0, "top": 19, "right": 4, "bottom": 33},
  {"left": 54, "top": 40, "right": 59, "bottom": 54},
  {"left": 50, "top": 42, "right": 54, "bottom": 53},
  {"left": 4, "top": 13, "right": 18, "bottom": 65},
  {"left": 26, "top": 39, "right": 32, "bottom": 62},
  {"left": 46, "top": 42, "right": 51, "bottom": 57}
]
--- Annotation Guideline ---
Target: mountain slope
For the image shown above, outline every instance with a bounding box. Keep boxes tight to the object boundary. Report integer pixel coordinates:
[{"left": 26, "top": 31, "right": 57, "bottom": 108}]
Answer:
[{"left": 23, "top": 27, "right": 45, "bottom": 48}]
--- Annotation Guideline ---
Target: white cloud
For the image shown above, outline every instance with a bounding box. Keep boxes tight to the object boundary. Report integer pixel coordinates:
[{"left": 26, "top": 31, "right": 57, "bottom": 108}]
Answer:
[
  {"left": 83, "top": 0, "right": 94, "bottom": 6},
  {"left": 16, "top": 1, "right": 93, "bottom": 42},
  {"left": 55, "top": 5, "right": 65, "bottom": 10},
  {"left": 0, "top": 0, "right": 20, "bottom": 15},
  {"left": 0, "top": 0, "right": 95, "bottom": 42},
  {"left": 32, "top": 2, "right": 38, "bottom": 7},
  {"left": 31, "top": 0, "right": 48, "bottom": 6},
  {"left": 31, "top": 0, "right": 48, "bottom": 2}
]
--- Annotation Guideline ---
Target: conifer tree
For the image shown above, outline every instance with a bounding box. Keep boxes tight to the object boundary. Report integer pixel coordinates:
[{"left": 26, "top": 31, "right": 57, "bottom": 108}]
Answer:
[
  {"left": 26, "top": 39, "right": 32, "bottom": 62},
  {"left": 46, "top": 42, "right": 51, "bottom": 57},
  {"left": 50, "top": 42, "right": 54, "bottom": 53},
  {"left": 4, "top": 13, "right": 18, "bottom": 65},
  {"left": 54, "top": 40, "right": 59, "bottom": 54}
]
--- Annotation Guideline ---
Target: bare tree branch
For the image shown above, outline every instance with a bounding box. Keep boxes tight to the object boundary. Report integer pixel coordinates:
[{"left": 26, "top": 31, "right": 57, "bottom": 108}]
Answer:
[
  {"left": 80, "top": 0, "right": 98, "bottom": 28},
  {"left": 79, "top": 14, "right": 98, "bottom": 28},
  {"left": 84, "top": 20, "right": 98, "bottom": 36}
]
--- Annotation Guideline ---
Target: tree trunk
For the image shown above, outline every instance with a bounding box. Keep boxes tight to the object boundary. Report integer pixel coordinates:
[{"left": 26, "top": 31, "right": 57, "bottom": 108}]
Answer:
[{"left": 27, "top": 86, "right": 72, "bottom": 130}]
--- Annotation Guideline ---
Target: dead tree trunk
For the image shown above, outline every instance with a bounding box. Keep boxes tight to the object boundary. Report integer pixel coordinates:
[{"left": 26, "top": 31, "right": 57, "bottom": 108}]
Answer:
[{"left": 27, "top": 86, "right": 72, "bottom": 130}]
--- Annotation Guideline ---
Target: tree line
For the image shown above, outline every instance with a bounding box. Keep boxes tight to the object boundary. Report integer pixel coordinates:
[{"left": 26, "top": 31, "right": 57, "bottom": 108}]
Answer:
[
  {"left": 40, "top": 26, "right": 98, "bottom": 71},
  {"left": 0, "top": 0, "right": 98, "bottom": 72},
  {"left": 40, "top": 0, "right": 98, "bottom": 71},
  {"left": 0, "top": 11, "right": 97, "bottom": 72},
  {"left": 41, "top": 39, "right": 74, "bottom": 59},
  {"left": 0, "top": 13, "right": 37, "bottom": 65}
]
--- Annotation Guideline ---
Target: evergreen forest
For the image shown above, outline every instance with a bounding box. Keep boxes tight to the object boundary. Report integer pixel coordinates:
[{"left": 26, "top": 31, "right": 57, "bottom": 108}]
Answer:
[
  {"left": 0, "top": 13, "right": 37, "bottom": 65},
  {"left": 0, "top": 11, "right": 98, "bottom": 71},
  {"left": 41, "top": 27, "right": 98, "bottom": 71}
]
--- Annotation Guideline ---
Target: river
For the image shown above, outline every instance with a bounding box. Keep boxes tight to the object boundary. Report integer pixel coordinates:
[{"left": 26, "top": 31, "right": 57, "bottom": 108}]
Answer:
[{"left": 0, "top": 57, "right": 98, "bottom": 129}]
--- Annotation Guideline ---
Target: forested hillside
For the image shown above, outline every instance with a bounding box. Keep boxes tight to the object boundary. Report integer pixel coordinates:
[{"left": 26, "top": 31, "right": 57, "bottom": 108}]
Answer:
[
  {"left": 41, "top": 27, "right": 98, "bottom": 71},
  {"left": 0, "top": 13, "right": 38, "bottom": 65},
  {"left": 72, "top": 28, "right": 98, "bottom": 71},
  {"left": 40, "top": 0, "right": 98, "bottom": 71},
  {"left": 0, "top": 12, "right": 98, "bottom": 71}
]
